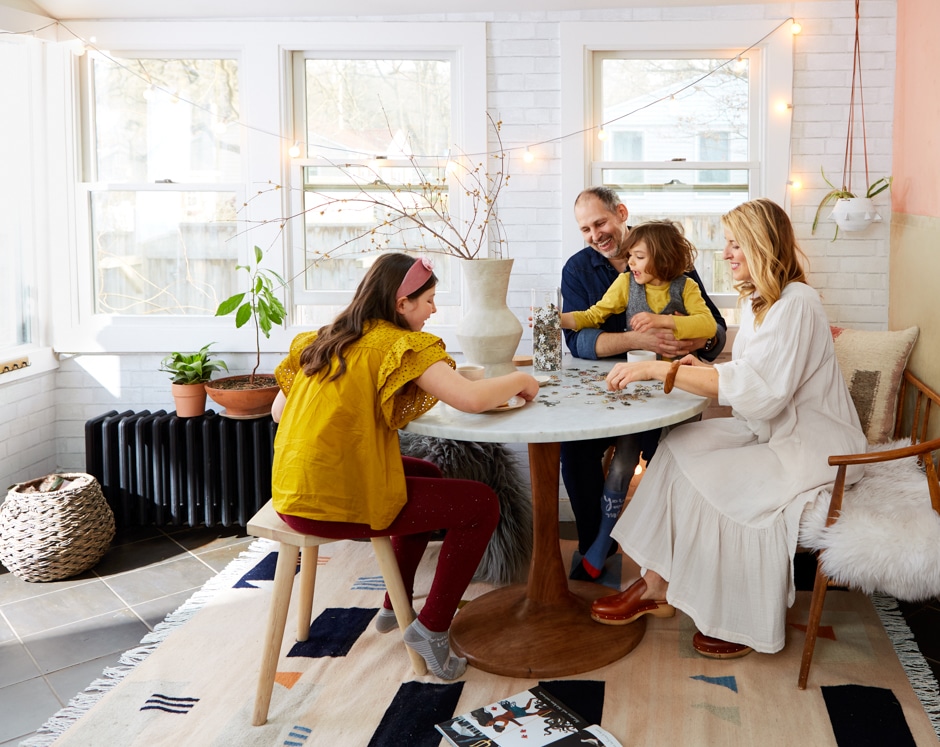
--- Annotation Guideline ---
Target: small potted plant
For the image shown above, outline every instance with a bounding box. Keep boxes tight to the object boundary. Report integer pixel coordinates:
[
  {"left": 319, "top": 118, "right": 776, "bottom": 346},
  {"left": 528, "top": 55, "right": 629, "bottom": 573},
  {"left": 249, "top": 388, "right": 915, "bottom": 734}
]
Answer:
[
  {"left": 812, "top": 168, "right": 892, "bottom": 240},
  {"left": 206, "top": 245, "right": 286, "bottom": 418},
  {"left": 160, "top": 343, "right": 229, "bottom": 417}
]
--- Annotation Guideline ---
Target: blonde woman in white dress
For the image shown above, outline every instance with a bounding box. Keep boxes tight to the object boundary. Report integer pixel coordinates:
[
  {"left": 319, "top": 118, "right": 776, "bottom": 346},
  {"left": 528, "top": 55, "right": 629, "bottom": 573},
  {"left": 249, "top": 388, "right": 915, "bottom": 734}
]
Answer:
[{"left": 591, "top": 198, "right": 866, "bottom": 658}]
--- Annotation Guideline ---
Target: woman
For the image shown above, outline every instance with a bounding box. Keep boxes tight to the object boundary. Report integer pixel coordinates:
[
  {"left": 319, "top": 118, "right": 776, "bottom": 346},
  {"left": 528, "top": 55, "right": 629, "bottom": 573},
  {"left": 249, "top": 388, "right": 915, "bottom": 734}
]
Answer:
[{"left": 591, "top": 198, "right": 866, "bottom": 657}]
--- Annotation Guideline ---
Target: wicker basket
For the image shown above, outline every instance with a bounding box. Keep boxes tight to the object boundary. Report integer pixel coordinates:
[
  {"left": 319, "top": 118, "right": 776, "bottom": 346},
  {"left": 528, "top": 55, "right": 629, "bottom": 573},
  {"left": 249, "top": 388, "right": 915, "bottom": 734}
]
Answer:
[{"left": 0, "top": 473, "right": 115, "bottom": 582}]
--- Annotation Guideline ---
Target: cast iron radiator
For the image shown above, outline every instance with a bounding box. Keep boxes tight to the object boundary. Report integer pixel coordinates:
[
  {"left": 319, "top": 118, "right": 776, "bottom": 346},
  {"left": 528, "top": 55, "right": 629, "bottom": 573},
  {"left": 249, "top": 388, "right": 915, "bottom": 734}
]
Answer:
[{"left": 84, "top": 409, "right": 277, "bottom": 528}]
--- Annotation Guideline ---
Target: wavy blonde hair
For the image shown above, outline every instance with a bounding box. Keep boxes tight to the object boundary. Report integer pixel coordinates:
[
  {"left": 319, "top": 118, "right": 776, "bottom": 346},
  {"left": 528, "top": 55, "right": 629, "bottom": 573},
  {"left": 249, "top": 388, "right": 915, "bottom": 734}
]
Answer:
[{"left": 722, "top": 198, "right": 808, "bottom": 326}]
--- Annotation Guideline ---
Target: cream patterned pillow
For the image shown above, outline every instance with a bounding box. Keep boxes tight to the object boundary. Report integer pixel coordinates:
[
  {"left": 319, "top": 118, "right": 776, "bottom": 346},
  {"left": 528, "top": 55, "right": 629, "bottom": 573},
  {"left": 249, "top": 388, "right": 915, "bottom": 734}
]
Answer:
[{"left": 830, "top": 325, "right": 919, "bottom": 443}]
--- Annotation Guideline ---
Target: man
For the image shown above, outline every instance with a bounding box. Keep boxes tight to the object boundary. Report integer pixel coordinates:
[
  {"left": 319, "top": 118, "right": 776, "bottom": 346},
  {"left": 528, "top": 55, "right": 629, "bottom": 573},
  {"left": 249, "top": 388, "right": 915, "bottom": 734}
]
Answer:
[{"left": 561, "top": 186, "right": 727, "bottom": 580}]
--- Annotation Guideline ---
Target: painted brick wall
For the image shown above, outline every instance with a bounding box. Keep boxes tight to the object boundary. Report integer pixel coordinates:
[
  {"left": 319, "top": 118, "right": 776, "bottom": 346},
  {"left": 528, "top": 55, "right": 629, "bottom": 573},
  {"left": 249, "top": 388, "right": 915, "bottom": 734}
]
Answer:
[{"left": 1, "top": 2, "right": 897, "bottom": 487}]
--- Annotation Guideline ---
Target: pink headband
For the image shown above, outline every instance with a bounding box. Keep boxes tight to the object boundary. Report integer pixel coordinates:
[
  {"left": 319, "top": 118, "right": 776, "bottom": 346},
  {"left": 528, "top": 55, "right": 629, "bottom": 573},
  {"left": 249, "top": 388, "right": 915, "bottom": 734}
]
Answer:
[{"left": 397, "top": 257, "right": 434, "bottom": 299}]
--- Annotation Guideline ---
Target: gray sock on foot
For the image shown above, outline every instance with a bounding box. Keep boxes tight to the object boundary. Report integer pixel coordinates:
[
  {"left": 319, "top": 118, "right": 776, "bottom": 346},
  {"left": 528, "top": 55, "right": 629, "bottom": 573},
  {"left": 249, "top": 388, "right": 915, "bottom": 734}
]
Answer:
[
  {"left": 374, "top": 606, "right": 416, "bottom": 634},
  {"left": 403, "top": 619, "right": 467, "bottom": 680}
]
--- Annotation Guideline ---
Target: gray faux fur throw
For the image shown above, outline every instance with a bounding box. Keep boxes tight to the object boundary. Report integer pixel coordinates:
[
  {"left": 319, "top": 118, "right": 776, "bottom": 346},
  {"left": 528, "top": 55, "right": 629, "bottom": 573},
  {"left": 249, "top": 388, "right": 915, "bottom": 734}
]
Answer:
[{"left": 398, "top": 432, "right": 533, "bottom": 585}]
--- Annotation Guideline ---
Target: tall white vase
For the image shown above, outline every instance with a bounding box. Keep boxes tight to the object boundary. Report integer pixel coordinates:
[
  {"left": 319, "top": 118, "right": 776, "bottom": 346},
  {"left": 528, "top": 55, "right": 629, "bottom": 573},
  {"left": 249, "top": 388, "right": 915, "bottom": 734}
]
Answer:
[{"left": 455, "top": 258, "right": 523, "bottom": 377}]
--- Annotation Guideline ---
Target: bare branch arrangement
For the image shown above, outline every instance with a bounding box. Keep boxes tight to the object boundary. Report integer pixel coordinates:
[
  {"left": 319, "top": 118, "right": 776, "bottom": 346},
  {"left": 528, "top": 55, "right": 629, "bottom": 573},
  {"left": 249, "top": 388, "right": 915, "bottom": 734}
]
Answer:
[{"left": 241, "top": 112, "right": 510, "bottom": 264}]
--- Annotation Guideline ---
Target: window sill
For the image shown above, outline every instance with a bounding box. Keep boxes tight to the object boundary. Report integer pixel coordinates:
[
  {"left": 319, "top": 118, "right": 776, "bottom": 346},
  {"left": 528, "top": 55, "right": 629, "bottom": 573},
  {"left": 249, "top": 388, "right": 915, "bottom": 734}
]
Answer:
[{"left": 0, "top": 347, "right": 58, "bottom": 385}]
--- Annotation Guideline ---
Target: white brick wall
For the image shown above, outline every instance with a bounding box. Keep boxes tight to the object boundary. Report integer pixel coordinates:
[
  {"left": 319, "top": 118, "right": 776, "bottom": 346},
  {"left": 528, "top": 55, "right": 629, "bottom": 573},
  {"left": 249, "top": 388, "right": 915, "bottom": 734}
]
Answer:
[{"left": 2, "top": 1, "right": 897, "bottom": 483}]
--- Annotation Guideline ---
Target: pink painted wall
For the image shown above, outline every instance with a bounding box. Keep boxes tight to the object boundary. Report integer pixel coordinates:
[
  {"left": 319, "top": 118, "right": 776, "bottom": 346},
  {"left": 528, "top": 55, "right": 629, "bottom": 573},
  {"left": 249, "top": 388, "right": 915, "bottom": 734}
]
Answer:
[{"left": 892, "top": 0, "right": 940, "bottom": 218}]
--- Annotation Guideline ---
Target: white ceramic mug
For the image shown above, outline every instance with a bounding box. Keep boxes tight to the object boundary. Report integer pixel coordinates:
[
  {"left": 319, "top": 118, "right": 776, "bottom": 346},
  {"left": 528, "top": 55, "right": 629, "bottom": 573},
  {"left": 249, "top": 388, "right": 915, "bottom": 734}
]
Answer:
[
  {"left": 627, "top": 350, "right": 656, "bottom": 363},
  {"left": 456, "top": 364, "right": 485, "bottom": 381}
]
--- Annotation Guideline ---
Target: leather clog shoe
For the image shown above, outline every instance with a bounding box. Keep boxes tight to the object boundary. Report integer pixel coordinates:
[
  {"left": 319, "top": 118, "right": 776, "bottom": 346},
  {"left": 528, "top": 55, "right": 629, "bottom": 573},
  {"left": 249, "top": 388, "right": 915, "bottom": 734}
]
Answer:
[
  {"left": 692, "top": 632, "right": 753, "bottom": 659},
  {"left": 590, "top": 578, "right": 676, "bottom": 626}
]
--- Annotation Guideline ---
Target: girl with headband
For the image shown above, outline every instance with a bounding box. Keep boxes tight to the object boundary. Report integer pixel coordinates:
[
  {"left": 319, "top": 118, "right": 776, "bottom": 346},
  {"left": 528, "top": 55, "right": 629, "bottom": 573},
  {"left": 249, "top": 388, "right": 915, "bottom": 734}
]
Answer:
[{"left": 270, "top": 252, "right": 539, "bottom": 679}]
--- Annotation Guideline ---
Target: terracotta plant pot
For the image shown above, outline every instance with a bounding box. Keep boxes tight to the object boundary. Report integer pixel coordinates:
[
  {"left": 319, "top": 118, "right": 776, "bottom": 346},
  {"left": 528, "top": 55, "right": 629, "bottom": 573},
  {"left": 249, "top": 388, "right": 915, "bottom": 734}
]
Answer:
[
  {"left": 205, "top": 374, "right": 279, "bottom": 419},
  {"left": 171, "top": 382, "right": 208, "bottom": 417}
]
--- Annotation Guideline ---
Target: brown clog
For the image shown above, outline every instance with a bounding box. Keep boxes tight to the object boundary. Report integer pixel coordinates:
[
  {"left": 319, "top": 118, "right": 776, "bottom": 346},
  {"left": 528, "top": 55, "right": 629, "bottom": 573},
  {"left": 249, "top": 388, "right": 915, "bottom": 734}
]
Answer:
[
  {"left": 692, "top": 632, "right": 753, "bottom": 659},
  {"left": 590, "top": 577, "right": 676, "bottom": 626}
]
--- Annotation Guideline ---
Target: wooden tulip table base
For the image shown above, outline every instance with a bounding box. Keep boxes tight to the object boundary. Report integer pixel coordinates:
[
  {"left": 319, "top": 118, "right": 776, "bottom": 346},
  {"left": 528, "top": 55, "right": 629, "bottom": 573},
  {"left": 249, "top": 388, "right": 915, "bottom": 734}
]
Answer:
[
  {"left": 449, "top": 441, "right": 646, "bottom": 678},
  {"left": 450, "top": 581, "right": 646, "bottom": 678}
]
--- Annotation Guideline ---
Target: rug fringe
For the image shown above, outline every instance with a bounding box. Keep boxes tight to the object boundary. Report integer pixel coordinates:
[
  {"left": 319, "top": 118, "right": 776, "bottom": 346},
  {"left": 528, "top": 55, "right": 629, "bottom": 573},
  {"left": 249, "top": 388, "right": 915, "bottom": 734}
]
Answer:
[
  {"left": 19, "top": 537, "right": 277, "bottom": 747},
  {"left": 871, "top": 592, "right": 940, "bottom": 739}
]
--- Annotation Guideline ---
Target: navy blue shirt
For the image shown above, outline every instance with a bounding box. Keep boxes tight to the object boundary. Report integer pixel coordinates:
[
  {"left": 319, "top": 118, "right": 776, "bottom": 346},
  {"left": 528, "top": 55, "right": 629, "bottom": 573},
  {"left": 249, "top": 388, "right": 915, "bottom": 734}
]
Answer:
[{"left": 561, "top": 246, "right": 727, "bottom": 362}]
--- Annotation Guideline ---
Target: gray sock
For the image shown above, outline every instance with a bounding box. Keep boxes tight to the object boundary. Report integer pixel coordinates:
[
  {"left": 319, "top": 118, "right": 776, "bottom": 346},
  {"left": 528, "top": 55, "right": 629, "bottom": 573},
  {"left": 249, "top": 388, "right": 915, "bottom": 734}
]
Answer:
[
  {"left": 374, "top": 606, "right": 416, "bottom": 634},
  {"left": 403, "top": 619, "right": 467, "bottom": 680}
]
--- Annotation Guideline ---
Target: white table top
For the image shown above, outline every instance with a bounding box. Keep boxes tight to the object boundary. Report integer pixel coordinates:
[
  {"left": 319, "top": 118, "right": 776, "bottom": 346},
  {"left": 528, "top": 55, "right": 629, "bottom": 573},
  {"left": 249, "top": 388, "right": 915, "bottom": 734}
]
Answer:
[{"left": 404, "top": 358, "right": 709, "bottom": 444}]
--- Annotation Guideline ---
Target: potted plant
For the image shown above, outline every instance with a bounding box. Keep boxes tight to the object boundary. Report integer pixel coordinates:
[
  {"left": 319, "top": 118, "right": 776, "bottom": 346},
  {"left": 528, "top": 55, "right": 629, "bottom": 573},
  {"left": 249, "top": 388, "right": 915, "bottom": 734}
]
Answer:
[
  {"left": 206, "top": 245, "right": 287, "bottom": 418},
  {"left": 810, "top": 4, "right": 891, "bottom": 241},
  {"left": 812, "top": 168, "right": 892, "bottom": 240},
  {"left": 160, "top": 343, "right": 228, "bottom": 417}
]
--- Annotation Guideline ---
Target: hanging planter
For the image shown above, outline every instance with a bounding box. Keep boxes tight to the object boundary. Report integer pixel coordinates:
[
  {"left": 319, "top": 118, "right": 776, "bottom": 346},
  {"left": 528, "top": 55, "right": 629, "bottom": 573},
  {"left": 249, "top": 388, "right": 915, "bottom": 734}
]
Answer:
[
  {"left": 829, "top": 196, "right": 882, "bottom": 233},
  {"left": 811, "top": 0, "right": 891, "bottom": 240}
]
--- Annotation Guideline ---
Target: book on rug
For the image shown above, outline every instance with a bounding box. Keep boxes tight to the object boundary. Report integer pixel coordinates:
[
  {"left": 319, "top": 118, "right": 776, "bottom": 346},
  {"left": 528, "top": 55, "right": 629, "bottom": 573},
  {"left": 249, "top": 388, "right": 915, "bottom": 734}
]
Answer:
[{"left": 435, "top": 684, "right": 622, "bottom": 746}]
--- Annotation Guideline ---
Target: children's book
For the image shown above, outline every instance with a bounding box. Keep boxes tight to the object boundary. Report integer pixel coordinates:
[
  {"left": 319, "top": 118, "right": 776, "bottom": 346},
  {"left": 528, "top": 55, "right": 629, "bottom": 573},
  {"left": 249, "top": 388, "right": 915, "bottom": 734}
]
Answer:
[{"left": 435, "top": 685, "right": 622, "bottom": 746}]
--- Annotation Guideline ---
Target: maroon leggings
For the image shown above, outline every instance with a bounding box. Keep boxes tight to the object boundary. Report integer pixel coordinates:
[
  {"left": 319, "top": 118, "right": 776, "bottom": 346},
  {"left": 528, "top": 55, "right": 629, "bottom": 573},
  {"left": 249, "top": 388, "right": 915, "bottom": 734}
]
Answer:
[{"left": 277, "top": 456, "right": 500, "bottom": 632}]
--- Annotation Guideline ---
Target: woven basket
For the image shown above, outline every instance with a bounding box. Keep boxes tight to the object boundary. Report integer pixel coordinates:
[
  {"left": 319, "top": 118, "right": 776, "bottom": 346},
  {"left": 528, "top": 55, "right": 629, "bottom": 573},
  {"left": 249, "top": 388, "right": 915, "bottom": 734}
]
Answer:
[{"left": 0, "top": 473, "right": 115, "bottom": 582}]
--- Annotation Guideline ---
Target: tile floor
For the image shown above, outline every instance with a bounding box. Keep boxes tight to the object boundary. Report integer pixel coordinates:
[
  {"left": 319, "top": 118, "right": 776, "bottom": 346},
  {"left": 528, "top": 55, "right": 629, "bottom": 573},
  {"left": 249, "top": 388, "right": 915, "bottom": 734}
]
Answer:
[{"left": 0, "top": 524, "right": 254, "bottom": 746}]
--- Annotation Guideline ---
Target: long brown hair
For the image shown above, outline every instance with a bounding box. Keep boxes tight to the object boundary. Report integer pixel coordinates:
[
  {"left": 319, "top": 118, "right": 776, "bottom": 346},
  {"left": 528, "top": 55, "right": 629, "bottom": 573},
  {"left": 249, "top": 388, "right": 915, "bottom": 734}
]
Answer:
[
  {"left": 299, "top": 253, "right": 437, "bottom": 380},
  {"left": 621, "top": 220, "right": 697, "bottom": 282},
  {"left": 722, "top": 199, "right": 808, "bottom": 326}
]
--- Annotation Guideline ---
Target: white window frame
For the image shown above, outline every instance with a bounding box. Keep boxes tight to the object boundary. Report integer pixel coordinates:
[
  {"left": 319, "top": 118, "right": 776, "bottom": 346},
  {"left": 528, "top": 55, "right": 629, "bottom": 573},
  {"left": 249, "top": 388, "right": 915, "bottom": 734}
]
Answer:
[
  {"left": 0, "top": 33, "right": 57, "bottom": 383},
  {"left": 51, "top": 21, "right": 485, "bottom": 354},
  {"left": 561, "top": 20, "right": 794, "bottom": 310},
  {"left": 287, "top": 50, "right": 464, "bottom": 310}
]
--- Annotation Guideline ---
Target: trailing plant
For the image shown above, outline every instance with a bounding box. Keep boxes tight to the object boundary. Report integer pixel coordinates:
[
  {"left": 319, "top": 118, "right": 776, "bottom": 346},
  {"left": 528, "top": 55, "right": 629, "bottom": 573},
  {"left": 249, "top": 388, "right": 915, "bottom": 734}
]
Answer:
[
  {"left": 812, "top": 167, "right": 892, "bottom": 240},
  {"left": 160, "top": 343, "right": 228, "bottom": 385},
  {"left": 215, "top": 245, "right": 287, "bottom": 383}
]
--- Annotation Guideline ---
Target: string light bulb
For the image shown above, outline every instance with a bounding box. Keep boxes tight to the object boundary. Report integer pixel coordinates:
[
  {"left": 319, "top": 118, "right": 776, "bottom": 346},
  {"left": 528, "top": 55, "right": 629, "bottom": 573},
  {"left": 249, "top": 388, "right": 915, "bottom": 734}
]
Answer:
[
  {"left": 597, "top": 128, "right": 608, "bottom": 142},
  {"left": 775, "top": 101, "right": 793, "bottom": 114},
  {"left": 788, "top": 179, "right": 802, "bottom": 191},
  {"left": 791, "top": 21, "right": 802, "bottom": 35},
  {"left": 522, "top": 148, "right": 535, "bottom": 163},
  {"left": 288, "top": 141, "right": 301, "bottom": 158}
]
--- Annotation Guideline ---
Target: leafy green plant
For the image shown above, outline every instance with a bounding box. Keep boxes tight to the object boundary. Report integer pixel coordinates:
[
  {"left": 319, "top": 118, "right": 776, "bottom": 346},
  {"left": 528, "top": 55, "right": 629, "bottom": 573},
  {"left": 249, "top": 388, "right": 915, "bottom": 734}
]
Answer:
[
  {"left": 215, "top": 245, "right": 287, "bottom": 383},
  {"left": 812, "top": 167, "right": 892, "bottom": 240},
  {"left": 160, "top": 343, "right": 228, "bottom": 385}
]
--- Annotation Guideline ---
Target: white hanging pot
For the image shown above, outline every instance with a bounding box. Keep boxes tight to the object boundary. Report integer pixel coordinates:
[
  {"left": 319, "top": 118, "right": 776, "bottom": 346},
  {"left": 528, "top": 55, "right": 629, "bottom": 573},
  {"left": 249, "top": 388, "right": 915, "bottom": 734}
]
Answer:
[
  {"left": 455, "top": 258, "right": 523, "bottom": 377},
  {"left": 830, "top": 197, "right": 882, "bottom": 232}
]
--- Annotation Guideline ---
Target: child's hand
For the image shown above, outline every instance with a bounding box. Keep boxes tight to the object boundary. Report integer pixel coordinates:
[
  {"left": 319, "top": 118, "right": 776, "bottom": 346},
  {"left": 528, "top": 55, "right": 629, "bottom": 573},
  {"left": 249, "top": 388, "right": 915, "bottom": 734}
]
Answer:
[
  {"left": 630, "top": 312, "right": 673, "bottom": 333},
  {"left": 517, "top": 375, "right": 541, "bottom": 401}
]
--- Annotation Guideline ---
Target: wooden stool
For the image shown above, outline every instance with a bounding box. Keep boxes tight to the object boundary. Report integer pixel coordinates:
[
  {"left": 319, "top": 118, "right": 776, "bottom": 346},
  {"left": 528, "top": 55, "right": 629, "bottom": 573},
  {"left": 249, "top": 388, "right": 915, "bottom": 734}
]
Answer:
[{"left": 246, "top": 500, "right": 427, "bottom": 726}]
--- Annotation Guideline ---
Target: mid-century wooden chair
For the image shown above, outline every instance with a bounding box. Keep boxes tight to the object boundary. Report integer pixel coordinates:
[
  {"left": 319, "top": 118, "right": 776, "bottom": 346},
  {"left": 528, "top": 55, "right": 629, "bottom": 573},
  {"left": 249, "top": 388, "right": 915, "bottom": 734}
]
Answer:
[
  {"left": 798, "top": 369, "right": 940, "bottom": 689},
  {"left": 246, "top": 500, "right": 427, "bottom": 725}
]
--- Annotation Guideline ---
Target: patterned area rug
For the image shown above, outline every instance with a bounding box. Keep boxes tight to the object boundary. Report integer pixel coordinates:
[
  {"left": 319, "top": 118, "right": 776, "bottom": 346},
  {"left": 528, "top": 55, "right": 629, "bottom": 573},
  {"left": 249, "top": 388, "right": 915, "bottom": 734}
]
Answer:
[{"left": 23, "top": 539, "right": 940, "bottom": 747}]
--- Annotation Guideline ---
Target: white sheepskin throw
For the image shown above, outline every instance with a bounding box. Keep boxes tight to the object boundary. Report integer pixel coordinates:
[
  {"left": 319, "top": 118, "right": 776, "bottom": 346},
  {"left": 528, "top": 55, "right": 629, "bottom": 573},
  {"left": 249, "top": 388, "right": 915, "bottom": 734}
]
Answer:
[{"left": 799, "top": 439, "right": 940, "bottom": 602}]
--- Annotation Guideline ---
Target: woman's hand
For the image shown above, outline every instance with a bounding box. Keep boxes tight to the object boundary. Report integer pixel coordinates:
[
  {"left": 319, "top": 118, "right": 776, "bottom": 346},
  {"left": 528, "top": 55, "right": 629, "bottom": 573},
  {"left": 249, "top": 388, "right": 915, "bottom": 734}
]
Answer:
[{"left": 606, "top": 360, "right": 668, "bottom": 391}]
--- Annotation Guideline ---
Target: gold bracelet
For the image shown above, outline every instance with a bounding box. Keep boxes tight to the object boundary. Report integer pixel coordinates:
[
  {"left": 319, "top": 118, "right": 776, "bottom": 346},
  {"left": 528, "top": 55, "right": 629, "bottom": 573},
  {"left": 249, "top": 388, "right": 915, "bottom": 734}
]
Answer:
[{"left": 663, "top": 359, "right": 682, "bottom": 394}]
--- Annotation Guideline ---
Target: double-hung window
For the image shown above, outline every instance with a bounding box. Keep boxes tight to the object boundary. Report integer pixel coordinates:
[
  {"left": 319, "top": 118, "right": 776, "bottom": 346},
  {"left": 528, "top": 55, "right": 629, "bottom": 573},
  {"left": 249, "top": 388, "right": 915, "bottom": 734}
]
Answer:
[
  {"left": 1, "top": 37, "right": 40, "bottom": 365},
  {"left": 562, "top": 20, "right": 794, "bottom": 321},
  {"left": 288, "top": 48, "right": 480, "bottom": 335},
  {"left": 80, "top": 53, "right": 243, "bottom": 318}
]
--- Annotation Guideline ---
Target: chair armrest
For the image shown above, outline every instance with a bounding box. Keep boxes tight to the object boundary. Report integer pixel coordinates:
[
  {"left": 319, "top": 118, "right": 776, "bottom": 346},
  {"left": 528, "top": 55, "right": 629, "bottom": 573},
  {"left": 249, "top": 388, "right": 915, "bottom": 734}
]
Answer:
[{"left": 828, "top": 436, "right": 940, "bottom": 467}]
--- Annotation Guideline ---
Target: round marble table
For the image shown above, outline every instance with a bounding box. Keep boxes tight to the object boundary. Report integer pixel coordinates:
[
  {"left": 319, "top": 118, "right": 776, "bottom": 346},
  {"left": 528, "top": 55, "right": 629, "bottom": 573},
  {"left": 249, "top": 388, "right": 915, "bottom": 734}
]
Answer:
[{"left": 403, "top": 358, "right": 709, "bottom": 678}]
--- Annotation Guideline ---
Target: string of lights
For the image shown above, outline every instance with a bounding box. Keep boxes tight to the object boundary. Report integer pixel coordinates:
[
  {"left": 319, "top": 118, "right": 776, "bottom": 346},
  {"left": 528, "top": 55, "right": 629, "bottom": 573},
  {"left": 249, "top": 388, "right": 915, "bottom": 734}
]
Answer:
[{"left": 4, "top": 16, "right": 801, "bottom": 165}]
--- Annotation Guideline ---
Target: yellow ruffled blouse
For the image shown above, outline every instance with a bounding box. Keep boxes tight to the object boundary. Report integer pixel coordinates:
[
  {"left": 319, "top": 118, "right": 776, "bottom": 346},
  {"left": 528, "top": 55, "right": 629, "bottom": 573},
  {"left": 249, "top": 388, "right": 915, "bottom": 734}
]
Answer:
[{"left": 271, "top": 319, "right": 453, "bottom": 530}]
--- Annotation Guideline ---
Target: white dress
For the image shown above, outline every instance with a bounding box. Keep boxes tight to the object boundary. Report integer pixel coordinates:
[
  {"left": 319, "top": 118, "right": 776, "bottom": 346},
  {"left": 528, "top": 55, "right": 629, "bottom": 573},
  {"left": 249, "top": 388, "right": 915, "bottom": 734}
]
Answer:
[{"left": 611, "top": 282, "right": 866, "bottom": 653}]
